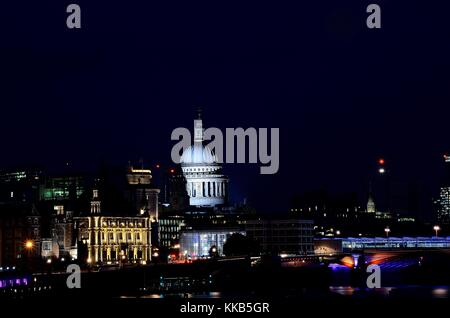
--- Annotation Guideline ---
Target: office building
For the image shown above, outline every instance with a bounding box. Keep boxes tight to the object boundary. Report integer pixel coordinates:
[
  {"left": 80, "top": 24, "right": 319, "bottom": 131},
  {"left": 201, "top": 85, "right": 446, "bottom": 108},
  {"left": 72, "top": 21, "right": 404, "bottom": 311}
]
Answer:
[{"left": 245, "top": 219, "right": 314, "bottom": 255}]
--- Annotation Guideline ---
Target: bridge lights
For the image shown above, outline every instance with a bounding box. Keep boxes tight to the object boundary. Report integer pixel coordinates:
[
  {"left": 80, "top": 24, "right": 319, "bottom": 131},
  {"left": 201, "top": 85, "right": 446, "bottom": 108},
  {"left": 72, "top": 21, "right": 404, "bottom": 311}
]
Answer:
[{"left": 384, "top": 227, "right": 391, "bottom": 238}]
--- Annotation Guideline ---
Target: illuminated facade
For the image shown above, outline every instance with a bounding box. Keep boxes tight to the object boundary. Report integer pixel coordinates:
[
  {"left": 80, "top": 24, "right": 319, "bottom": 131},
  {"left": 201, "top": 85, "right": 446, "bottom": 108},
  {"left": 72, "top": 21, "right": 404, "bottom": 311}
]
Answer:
[
  {"left": 366, "top": 195, "right": 376, "bottom": 213},
  {"left": 438, "top": 187, "right": 450, "bottom": 223},
  {"left": 180, "top": 113, "right": 228, "bottom": 207},
  {"left": 75, "top": 190, "right": 151, "bottom": 264},
  {"left": 437, "top": 155, "right": 450, "bottom": 223},
  {"left": 159, "top": 215, "right": 185, "bottom": 248},
  {"left": 180, "top": 228, "right": 243, "bottom": 258}
]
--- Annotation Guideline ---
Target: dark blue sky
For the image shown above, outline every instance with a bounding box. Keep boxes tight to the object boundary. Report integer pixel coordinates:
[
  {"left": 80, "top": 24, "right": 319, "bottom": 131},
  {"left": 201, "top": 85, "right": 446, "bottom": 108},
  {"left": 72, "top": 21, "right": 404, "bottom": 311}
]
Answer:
[{"left": 1, "top": 1, "right": 450, "bottom": 215}]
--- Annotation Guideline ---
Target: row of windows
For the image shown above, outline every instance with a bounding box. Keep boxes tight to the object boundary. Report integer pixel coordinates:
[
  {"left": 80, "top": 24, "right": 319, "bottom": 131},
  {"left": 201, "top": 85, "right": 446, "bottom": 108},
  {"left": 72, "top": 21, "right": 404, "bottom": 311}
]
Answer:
[
  {"left": 160, "top": 227, "right": 179, "bottom": 233},
  {"left": 160, "top": 234, "right": 178, "bottom": 240},
  {"left": 101, "top": 232, "right": 142, "bottom": 241},
  {"left": 101, "top": 222, "right": 144, "bottom": 228},
  {"left": 159, "top": 219, "right": 183, "bottom": 226},
  {"left": 184, "top": 167, "right": 216, "bottom": 172}
]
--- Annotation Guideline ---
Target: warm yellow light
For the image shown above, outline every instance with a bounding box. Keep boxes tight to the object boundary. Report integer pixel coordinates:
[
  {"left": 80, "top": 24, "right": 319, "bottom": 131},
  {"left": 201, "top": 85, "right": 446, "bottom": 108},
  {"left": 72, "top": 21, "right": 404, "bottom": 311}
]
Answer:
[
  {"left": 25, "top": 241, "right": 33, "bottom": 249},
  {"left": 131, "top": 168, "right": 151, "bottom": 174}
]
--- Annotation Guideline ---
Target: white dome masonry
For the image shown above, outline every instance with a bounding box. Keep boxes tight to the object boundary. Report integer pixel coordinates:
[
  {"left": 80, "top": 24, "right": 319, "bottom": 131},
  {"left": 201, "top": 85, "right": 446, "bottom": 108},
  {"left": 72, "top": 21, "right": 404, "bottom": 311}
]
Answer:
[{"left": 180, "top": 112, "right": 229, "bottom": 207}]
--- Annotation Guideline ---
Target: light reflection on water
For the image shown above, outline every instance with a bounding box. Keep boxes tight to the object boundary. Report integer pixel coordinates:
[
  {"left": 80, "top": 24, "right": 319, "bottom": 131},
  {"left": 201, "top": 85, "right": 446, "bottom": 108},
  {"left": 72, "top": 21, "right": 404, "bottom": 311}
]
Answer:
[
  {"left": 329, "top": 286, "right": 449, "bottom": 299},
  {"left": 329, "top": 286, "right": 393, "bottom": 296},
  {"left": 124, "top": 287, "right": 449, "bottom": 299},
  {"left": 431, "top": 288, "right": 448, "bottom": 299},
  {"left": 327, "top": 261, "right": 450, "bottom": 299},
  {"left": 125, "top": 292, "right": 224, "bottom": 299}
]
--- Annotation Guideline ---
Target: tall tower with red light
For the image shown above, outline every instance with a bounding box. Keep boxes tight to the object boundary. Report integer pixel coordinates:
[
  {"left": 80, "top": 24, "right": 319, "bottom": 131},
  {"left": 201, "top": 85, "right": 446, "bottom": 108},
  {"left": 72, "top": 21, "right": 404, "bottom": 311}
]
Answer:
[{"left": 378, "top": 158, "right": 386, "bottom": 174}]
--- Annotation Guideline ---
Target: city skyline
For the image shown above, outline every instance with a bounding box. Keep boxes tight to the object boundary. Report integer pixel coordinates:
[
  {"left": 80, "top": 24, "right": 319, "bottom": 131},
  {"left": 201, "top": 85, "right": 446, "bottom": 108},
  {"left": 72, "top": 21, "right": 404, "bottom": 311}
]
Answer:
[
  {"left": 3, "top": 1, "right": 450, "bottom": 310},
  {"left": 2, "top": 2, "right": 450, "bottom": 215}
]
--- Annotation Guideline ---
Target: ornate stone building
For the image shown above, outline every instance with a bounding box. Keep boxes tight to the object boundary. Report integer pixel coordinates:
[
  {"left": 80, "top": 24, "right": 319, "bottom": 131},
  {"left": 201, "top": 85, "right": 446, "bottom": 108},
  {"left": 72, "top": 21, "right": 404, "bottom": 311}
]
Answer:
[
  {"left": 74, "top": 189, "right": 151, "bottom": 264},
  {"left": 180, "top": 113, "right": 229, "bottom": 207}
]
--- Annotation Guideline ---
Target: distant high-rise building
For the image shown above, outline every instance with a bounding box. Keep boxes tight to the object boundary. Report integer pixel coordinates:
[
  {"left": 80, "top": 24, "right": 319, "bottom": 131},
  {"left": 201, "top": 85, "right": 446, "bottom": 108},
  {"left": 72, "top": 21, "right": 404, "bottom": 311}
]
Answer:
[
  {"left": 0, "top": 168, "right": 42, "bottom": 204},
  {"left": 437, "top": 155, "right": 450, "bottom": 223},
  {"left": 245, "top": 219, "right": 314, "bottom": 255},
  {"left": 125, "top": 165, "right": 160, "bottom": 222},
  {"left": 40, "top": 175, "right": 85, "bottom": 201}
]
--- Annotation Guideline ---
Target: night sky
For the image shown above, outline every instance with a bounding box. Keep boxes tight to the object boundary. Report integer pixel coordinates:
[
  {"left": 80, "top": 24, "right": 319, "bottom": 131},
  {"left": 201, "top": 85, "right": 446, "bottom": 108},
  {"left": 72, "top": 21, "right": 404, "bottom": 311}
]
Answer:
[{"left": 1, "top": 1, "right": 450, "bottom": 216}]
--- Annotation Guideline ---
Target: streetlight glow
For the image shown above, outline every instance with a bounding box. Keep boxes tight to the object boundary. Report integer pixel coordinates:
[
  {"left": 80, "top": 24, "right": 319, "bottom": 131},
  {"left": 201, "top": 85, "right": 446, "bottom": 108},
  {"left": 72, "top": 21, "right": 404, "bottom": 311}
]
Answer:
[
  {"left": 433, "top": 225, "right": 441, "bottom": 237},
  {"left": 385, "top": 227, "right": 391, "bottom": 238},
  {"left": 25, "top": 240, "right": 33, "bottom": 249}
]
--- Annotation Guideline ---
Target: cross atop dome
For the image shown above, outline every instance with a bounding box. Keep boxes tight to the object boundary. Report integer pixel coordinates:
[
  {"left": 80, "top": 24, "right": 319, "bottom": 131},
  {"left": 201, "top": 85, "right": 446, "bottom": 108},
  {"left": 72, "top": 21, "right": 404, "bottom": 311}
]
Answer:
[
  {"left": 179, "top": 107, "right": 229, "bottom": 207},
  {"left": 196, "top": 106, "right": 203, "bottom": 120},
  {"left": 194, "top": 106, "right": 204, "bottom": 143}
]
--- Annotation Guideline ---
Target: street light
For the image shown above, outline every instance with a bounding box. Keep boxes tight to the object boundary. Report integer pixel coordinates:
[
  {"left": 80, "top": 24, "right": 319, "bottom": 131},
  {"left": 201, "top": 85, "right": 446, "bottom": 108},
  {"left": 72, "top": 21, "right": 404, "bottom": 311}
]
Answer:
[
  {"left": 433, "top": 225, "right": 441, "bottom": 238},
  {"left": 385, "top": 227, "right": 391, "bottom": 238},
  {"left": 25, "top": 240, "right": 33, "bottom": 250}
]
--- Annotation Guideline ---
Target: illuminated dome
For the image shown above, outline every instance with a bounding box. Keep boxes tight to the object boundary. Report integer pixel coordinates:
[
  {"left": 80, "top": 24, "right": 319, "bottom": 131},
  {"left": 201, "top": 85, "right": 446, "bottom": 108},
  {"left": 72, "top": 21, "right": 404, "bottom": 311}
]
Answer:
[
  {"left": 179, "top": 111, "right": 229, "bottom": 207},
  {"left": 180, "top": 143, "right": 217, "bottom": 165}
]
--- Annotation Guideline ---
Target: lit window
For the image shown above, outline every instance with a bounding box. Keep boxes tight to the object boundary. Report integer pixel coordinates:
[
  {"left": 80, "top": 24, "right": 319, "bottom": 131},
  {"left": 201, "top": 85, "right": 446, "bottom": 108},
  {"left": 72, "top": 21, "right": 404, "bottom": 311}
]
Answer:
[{"left": 54, "top": 205, "right": 64, "bottom": 215}]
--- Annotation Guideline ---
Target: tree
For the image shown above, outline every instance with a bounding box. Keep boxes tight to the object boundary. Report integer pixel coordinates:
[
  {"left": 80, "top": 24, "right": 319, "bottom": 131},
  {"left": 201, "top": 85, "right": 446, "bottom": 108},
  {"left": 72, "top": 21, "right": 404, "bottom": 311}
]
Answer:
[{"left": 223, "top": 233, "right": 260, "bottom": 257}]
